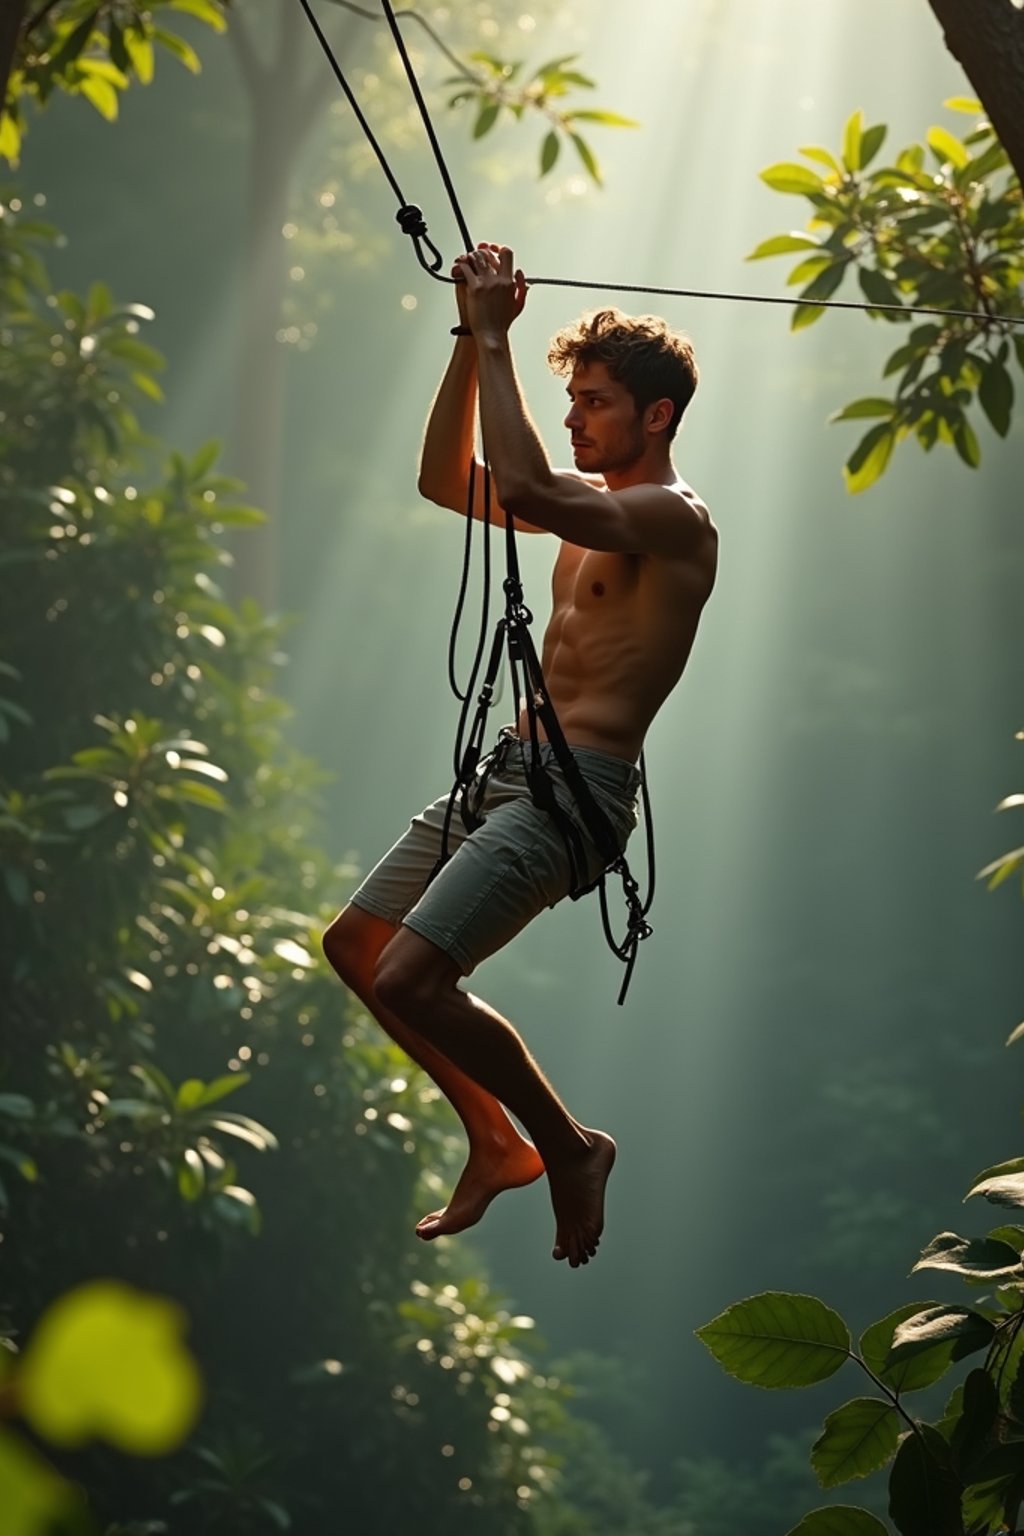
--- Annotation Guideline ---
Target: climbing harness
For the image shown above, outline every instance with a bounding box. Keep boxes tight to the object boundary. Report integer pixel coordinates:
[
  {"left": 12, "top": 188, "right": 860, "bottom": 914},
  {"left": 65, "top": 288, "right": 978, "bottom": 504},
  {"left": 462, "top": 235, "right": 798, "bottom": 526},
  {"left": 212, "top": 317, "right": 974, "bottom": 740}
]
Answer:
[
  {"left": 294, "top": 0, "right": 1023, "bottom": 999},
  {"left": 433, "top": 471, "right": 656, "bottom": 1005}
]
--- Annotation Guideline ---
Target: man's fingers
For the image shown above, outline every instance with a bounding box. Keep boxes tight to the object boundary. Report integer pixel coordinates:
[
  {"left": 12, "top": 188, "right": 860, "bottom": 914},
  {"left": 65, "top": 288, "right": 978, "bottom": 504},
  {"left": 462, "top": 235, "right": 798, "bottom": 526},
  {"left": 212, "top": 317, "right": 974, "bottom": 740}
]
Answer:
[{"left": 499, "top": 246, "right": 515, "bottom": 276}]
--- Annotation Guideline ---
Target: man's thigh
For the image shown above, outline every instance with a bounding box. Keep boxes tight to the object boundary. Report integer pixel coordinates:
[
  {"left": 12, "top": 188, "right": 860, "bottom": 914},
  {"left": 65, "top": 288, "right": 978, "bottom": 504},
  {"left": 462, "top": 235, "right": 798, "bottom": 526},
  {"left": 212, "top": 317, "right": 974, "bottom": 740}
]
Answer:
[
  {"left": 349, "top": 790, "right": 466, "bottom": 929},
  {"left": 402, "top": 794, "right": 577, "bottom": 976}
]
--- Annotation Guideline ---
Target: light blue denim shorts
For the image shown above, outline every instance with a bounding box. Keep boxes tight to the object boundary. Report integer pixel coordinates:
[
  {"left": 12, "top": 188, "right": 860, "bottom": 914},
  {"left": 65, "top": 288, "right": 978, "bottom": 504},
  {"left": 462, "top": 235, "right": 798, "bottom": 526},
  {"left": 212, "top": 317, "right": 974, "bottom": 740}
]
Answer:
[{"left": 350, "top": 729, "right": 641, "bottom": 974}]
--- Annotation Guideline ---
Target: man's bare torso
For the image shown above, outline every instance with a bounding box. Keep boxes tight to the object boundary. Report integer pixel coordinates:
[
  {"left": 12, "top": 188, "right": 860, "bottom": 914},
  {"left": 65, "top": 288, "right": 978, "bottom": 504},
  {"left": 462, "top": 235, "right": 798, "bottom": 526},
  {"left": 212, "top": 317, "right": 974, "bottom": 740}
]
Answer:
[{"left": 515, "top": 478, "right": 718, "bottom": 762}]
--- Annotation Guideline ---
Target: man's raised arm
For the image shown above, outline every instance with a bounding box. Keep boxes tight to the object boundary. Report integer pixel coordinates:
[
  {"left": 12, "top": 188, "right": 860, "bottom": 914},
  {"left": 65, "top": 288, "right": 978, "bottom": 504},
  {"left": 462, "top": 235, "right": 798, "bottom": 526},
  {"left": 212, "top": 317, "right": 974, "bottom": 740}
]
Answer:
[{"left": 417, "top": 250, "right": 547, "bottom": 534}]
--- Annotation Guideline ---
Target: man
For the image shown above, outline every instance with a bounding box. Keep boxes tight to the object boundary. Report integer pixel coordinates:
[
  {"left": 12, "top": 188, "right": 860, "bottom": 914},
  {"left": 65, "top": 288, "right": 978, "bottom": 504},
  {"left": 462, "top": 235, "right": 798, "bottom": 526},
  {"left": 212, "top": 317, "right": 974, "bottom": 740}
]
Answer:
[{"left": 323, "top": 244, "right": 717, "bottom": 1269}]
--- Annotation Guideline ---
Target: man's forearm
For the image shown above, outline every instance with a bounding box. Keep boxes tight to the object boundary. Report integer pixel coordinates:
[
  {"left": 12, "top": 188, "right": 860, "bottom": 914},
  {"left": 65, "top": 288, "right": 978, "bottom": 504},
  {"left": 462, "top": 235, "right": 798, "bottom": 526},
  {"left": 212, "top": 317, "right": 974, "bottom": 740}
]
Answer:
[
  {"left": 418, "top": 336, "right": 478, "bottom": 504},
  {"left": 474, "top": 333, "right": 556, "bottom": 510}
]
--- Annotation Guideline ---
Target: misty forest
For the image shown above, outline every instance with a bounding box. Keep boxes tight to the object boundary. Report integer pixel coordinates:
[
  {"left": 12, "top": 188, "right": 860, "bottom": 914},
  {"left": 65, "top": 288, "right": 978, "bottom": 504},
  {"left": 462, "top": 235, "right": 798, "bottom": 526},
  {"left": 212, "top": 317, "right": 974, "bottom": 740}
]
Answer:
[{"left": 2, "top": 1, "right": 1024, "bottom": 1533}]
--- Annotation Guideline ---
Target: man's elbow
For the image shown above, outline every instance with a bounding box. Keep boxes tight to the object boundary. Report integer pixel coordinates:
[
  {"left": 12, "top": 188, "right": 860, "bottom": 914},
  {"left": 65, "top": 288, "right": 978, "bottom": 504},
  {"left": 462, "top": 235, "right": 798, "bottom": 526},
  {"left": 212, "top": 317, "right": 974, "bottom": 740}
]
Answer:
[{"left": 499, "top": 474, "right": 554, "bottom": 521}]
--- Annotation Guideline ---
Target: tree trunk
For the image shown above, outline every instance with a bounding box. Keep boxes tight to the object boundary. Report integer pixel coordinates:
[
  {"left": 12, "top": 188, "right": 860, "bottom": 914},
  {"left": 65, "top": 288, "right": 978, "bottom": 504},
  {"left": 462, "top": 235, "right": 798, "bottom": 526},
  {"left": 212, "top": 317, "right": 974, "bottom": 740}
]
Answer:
[
  {"left": 926, "top": 0, "right": 1024, "bottom": 184},
  {"left": 227, "top": 0, "right": 338, "bottom": 610},
  {"left": 1, "top": 0, "right": 30, "bottom": 114}
]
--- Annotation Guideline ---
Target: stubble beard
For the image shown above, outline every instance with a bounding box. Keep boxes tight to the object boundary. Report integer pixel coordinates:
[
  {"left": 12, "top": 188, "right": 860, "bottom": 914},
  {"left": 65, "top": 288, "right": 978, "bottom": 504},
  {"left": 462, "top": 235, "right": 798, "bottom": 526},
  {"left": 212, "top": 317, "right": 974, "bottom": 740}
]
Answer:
[{"left": 584, "top": 422, "right": 646, "bottom": 477}]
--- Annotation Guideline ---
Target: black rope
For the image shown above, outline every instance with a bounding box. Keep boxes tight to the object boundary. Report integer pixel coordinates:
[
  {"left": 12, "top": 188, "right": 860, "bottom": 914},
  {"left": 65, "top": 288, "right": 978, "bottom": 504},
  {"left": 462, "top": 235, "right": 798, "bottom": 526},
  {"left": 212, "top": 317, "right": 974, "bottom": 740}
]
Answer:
[{"left": 295, "top": 0, "right": 1024, "bottom": 331}]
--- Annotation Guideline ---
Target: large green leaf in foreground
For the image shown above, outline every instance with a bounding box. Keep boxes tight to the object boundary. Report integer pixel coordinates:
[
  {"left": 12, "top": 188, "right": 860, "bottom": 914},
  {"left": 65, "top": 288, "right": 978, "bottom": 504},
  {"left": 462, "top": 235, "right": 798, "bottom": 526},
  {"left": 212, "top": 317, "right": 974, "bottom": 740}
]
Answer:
[
  {"left": 695, "top": 1291, "right": 850, "bottom": 1388},
  {"left": 785, "top": 1508, "right": 890, "bottom": 1536},
  {"left": 19, "top": 1281, "right": 202, "bottom": 1453}
]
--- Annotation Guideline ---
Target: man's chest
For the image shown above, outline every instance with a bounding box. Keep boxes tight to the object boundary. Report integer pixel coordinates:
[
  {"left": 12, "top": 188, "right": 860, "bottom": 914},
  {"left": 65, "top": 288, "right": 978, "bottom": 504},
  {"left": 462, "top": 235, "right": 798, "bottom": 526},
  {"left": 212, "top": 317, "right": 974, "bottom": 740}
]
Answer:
[{"left": 551, "top": 543, "right": 640, "bottom": 615}]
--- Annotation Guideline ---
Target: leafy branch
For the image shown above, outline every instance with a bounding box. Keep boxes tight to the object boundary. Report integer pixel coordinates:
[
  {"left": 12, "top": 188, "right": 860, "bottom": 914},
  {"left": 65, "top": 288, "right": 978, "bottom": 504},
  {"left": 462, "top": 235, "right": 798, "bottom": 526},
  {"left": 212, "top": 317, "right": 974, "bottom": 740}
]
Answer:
[
  {"left": 750, "top": 102, "right": 1024, "bottom": 493},
  {"left": 329, "top": 0, "right": 637, "bottom": 185}
]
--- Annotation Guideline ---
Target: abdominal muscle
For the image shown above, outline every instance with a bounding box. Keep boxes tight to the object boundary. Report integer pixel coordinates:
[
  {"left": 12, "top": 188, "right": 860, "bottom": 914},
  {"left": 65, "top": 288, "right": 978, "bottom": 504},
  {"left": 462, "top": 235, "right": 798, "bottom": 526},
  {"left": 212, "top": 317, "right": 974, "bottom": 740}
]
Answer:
[{"left": 514, "top": 540, "right": 708, "bottom": 764}]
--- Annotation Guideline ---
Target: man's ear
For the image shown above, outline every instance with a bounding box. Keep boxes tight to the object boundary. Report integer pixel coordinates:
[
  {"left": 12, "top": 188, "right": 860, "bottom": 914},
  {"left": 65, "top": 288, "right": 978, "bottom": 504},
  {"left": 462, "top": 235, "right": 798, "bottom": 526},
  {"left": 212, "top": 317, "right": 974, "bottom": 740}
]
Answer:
[{"left": 645, "top": 398, "right": 674, "bottom": 436}]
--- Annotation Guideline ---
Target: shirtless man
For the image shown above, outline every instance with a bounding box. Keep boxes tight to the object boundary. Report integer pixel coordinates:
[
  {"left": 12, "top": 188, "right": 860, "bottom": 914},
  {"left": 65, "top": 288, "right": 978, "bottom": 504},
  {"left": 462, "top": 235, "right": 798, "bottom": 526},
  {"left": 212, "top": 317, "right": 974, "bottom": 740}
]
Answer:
[{"left": 322, "top": 244, "right": 717, "bottom": 1268}]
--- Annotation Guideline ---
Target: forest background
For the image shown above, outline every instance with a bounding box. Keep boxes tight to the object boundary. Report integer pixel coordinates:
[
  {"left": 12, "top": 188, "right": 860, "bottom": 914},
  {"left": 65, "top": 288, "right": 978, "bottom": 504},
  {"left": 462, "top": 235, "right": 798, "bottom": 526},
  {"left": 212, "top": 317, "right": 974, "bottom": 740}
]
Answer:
[{"left": 1, "top": 0, "right": 1023, "bottom": 1532}]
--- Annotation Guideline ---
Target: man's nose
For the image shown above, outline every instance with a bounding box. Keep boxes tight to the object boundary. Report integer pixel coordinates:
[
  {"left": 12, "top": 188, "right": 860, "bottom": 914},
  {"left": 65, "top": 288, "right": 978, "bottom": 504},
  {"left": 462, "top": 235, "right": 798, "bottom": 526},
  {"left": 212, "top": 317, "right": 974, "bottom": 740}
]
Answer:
[{"left": 564, "top": 406, "right": 582, "bottom": 430}]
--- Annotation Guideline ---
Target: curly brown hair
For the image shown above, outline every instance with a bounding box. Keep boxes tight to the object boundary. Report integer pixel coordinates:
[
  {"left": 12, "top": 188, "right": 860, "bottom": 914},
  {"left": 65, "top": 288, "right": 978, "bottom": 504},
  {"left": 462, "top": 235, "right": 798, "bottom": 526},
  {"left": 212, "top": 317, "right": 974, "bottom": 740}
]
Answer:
[{"left": 547, "top": 308, "right": 698, "bottom": 442}]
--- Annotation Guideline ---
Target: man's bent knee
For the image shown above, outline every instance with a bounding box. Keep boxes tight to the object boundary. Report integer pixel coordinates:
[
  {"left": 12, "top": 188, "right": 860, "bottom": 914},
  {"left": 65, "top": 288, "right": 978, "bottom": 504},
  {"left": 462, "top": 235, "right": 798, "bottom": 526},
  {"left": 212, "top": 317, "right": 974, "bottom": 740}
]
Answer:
[
  {"left": 322, "top": 905, "right": 396, "bottom": 989},
  {"left": 374, "top": 927, "right": 460, "bottom": 1021}
]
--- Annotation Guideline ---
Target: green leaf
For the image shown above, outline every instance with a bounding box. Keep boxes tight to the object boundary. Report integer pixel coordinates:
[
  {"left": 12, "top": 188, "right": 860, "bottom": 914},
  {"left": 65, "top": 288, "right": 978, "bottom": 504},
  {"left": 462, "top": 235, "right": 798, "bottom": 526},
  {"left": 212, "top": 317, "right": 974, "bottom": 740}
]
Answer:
[
  {"left": 829, "top": 398, "right": 894, "bottom": 423},
  {"left": 19, "top": 1281, "right": 202, "bottom": 1453},
  {"left": 570, "top": 133, "right": 601, "bottom": 185},
  {"left": 968, "top": 1167, "right": 1024, "bottom": 1207},
  {"left": 78, "top": 76, "right": 120, "bottom": 121},
  {"left": 798, "top": 145, "right": 842, "bottom": 175},
  {"left": 952, "top": 413, "right": 981, "bottom": 468},
  {"left": 177, "top": 1148, "right": 205, "bottom": 1201},
  {"left": 747, "top": 233, "right": 822, "bottom": 260},
  {"left": 944, "top": 96, "right": 983, "bottom": 116},
  {"left": 800, "top": 261, "right": 849, "bottom": 304},
  {"left": 207, "top": 1113, "right": 278, "bottom": 1152},
  {"left": 0, "top": 110, "right": 22, "bottom": 164},
  {"left": 888, "top": 1305, "right": 995, "bottom": 1366},
  {"left": 843, "top": 423, "right": 895, "bottom": 494},
  {"left": 978, "top": 358, "right": 1014, "bottom": 437},
  {"left": 842, "top": 110, "right": 863, "bottom": 173},
  {"left": 50, "top": 9, "right": 101, "bottom": 71},
  {"left": 976, "top": 846, "right": 1024, "bottom": 892},
  {"left": 785, "top": 1511, "right": 889, "bottom": 1536},
  {"left": 787, "top": 254, "right": 836, "bottom": 287},
  {"left": 473, "top": 100, "right": 500, "bottom": 139},
  {"left": 132, "top": 370, "right": 164, "bottom": 402},
  {"left": 792, "top": 303, "right": 827, "bottom": 332},
  {"left": 810, "top": 1397, "right": 899, "bottom": 1488},
  {"left": 0, "top": 1431, "right": 77, "bottom": 1535},
  {"left": 152, "top": 27, "right": 201, "bottom": 73},
  {"left": 858, "top": 267, "right": 902, "bottom": 311},
  {"left": 124, "top": 29, "right": 154, "bottom": 83},
  {"left": 859, "top": 124, "right": 888, "bottom": 169},
  {"left": 912, "top": 1231, "right": 1024, "bottom": 1284},
  {"left": 565, "top": 109, "right": 639, "bottom": 128},
  {"left": 950, "top": 1367, "right": 999, "bottom": 1478},
  {"left": 887, "top": 1424, "right": 962, "bottom": 1536},
  {"left": 860, "top": 1305, "right": 956, "bottom": 1393},
  {"left": 168, "top": 0, "right": 227, "bottom": 31},
  {"left": 695, "top": 1292, "right": 850, "bottom": 1388},
  {"left": 213, "top": 1185, "right": 262, "bottom": 1235},
  {"left": 927, "top": 125, "right": 969, "bottom": 170},
  {"left": 760, "top": 162, "right": 826, "bottom": 195},
  {"left": 0, "top": 1093, "right": 35, "bottom": 1120},
  {"left": 540, "top": 130, "right": 560, "bottom": 176},
  {"left": 0, "top": 1146, "right": 38, "bottom": 1182},
  {"left": 184, "top": 1073, "right": 250, "bottom": 1111}
]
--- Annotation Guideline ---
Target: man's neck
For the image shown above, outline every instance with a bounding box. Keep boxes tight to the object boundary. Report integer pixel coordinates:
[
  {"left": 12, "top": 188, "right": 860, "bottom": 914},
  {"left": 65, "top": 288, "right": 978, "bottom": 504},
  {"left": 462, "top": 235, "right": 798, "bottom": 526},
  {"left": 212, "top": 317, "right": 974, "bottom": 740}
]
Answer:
[{"left": 601, "top": 456, "right": 677, "bottom": 493}]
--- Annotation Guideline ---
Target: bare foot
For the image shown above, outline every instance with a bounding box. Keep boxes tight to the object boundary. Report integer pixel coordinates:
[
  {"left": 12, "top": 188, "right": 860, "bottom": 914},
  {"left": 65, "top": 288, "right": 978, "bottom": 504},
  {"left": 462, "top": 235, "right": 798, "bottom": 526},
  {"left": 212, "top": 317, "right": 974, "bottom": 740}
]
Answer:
[
  {"left": 416, "top": 1137, "right": 544, "bottom": 1240},
  {"left": 548, "top": 1128, "right": 616, "bottom": 1268}
]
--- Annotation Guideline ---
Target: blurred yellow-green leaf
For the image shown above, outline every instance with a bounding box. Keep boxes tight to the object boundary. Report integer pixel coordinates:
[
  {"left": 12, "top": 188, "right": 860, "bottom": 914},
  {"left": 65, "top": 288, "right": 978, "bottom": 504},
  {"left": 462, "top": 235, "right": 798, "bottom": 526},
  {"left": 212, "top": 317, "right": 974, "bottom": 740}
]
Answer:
[
  {"left": 19, "top": 1281, "right": 202, "bottom": 1453},
  {"left": 0, "top": 1431, "right": 77, "bottom": 1536}
]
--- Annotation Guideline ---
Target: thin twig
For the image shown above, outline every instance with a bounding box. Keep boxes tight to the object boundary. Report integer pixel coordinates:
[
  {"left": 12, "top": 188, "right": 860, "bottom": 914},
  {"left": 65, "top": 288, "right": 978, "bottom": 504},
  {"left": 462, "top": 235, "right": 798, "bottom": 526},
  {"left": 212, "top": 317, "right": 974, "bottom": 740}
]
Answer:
[
  {"left": 323, "top": 0, "right": 480, "bottom": 81},
  {"left": 21, "top": 0, "right": 62, "bottom": 40}
]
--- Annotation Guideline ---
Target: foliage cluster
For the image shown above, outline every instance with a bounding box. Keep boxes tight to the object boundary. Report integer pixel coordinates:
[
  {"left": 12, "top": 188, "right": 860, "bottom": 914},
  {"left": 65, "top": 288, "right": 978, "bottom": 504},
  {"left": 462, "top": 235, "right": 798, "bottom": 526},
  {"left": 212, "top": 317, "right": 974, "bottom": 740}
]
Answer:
[
  {"left": 2, "top": 0, "right": 228, "bottom": 164},
  {"left": 0, "top": 199, "right": 568, "bottom": 1535},
  {"left": 697, "top": 1025, "right": 1024, "bottom": 1534},
  {"left": 752, "top": 103, "right": 1024, "bottom": 491}
]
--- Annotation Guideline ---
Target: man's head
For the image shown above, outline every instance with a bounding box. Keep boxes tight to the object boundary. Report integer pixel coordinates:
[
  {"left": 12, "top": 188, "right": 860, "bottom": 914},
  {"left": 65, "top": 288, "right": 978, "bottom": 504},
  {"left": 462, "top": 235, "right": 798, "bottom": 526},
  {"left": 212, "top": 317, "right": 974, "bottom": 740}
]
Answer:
[{"left": 547, "top": 308, "right": 698, "bottom": 475}]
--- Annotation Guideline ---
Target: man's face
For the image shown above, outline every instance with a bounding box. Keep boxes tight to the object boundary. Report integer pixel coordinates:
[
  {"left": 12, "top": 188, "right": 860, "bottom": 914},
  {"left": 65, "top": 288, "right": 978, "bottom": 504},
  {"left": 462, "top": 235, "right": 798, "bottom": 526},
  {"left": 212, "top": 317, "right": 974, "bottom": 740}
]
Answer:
[{"left": 563, "top": 361, "right": 647, "bottom": 476}]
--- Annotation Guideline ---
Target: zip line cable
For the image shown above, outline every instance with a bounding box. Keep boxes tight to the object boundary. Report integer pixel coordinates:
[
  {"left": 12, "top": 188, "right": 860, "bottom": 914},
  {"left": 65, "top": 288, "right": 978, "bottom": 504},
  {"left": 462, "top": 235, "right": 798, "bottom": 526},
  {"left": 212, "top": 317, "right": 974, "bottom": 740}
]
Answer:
[{"left": 297, "top": 0, "right": 1024, "bottom": 330}]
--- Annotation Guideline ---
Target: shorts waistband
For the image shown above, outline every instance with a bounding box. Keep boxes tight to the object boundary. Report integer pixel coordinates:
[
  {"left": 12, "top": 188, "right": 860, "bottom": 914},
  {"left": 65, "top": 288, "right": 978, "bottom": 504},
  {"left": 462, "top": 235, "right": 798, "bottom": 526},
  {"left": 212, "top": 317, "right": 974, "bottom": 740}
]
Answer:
[{"left": 493, "top": 726, "right": 640, "bottom": 791}]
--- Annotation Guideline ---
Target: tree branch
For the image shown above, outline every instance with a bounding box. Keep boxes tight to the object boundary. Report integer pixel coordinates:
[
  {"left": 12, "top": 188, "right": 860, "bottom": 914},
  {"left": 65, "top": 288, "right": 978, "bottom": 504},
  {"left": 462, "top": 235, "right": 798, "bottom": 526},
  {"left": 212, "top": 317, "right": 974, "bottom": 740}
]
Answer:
[
  {"left": 0, "top": 0, "right": 29, "bottom": 116},
  {"left": 925, "top": 0, "right": 1024, "bottom": 184}
]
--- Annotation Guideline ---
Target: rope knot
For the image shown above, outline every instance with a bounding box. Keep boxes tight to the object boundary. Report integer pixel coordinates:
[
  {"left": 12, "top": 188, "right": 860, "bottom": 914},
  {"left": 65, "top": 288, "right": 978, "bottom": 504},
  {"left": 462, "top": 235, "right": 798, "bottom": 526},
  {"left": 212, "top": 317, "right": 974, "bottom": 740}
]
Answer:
[
  {"left": 395, "top": 204, "right": 444, "bottom": 276},
  {"left": 396, "top": 203, "right": 427, "bottom": 238}
]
